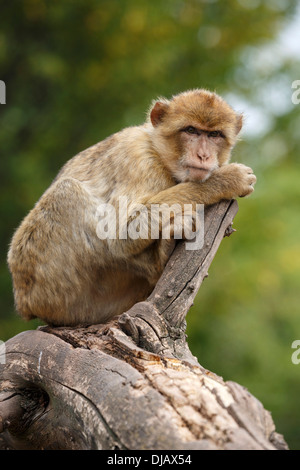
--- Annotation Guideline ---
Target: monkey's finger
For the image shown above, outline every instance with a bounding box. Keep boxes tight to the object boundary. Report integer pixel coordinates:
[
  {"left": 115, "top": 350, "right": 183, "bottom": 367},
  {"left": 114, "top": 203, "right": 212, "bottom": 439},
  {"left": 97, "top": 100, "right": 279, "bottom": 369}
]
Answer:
[
  {"left": 239, "top": 185, "right": 255, "bottom": 197},
  {"left": 248, "top": 174, "right": 257, "bottom": 185},
  {"left": 243, "top": 166, "right": 254, "bottom": 174}
]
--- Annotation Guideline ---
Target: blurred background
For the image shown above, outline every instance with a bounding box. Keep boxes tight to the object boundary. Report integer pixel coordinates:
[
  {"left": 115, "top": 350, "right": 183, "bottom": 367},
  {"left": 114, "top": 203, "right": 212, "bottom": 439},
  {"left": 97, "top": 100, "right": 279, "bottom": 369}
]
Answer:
[{"left": 1, "top": 0, "right": 300, "bottom": 449}]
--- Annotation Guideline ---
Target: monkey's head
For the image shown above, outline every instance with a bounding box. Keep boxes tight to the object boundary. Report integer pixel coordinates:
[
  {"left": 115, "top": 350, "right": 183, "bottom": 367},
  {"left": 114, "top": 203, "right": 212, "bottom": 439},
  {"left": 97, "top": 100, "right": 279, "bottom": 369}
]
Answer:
[{"left": 149, "top": 89, "right": 243, "bottom": 182}]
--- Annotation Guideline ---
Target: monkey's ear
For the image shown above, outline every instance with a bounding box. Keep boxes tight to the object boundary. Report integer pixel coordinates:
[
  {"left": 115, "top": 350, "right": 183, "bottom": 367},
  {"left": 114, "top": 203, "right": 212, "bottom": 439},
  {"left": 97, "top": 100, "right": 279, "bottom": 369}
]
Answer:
[
  {"left": 235, "top": 114, "right": 243, "bottom": 135},
  {"left": 150, "top": 101, "right": 169, "bottom": 127}
]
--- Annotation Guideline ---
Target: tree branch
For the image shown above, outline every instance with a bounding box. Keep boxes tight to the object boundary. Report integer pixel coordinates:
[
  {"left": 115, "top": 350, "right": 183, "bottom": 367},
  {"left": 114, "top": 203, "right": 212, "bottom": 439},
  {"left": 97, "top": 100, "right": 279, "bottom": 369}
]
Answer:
[{"left": 118, "top": 199, "right": 239, "bottom": 362}]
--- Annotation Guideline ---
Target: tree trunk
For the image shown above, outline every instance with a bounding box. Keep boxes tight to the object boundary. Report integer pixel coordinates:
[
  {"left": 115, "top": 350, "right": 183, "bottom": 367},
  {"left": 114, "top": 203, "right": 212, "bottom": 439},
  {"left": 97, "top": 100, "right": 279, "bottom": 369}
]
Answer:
[{"left": 0, "top": 200, "right": 288, "bottom": 450}]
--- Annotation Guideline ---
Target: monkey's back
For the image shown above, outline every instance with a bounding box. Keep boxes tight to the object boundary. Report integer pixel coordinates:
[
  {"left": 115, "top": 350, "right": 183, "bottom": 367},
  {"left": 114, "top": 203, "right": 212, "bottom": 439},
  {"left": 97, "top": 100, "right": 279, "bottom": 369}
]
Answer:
[{"left": 7, "top": 125, "right": 175, "bottom": 325}]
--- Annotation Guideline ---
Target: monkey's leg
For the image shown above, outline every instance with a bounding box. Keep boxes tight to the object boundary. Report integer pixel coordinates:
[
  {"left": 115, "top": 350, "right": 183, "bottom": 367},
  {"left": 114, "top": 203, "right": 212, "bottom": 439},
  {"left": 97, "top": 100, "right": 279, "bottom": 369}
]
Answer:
[{"left": 8, "top": 177, "right": 102, "bottom": 325}]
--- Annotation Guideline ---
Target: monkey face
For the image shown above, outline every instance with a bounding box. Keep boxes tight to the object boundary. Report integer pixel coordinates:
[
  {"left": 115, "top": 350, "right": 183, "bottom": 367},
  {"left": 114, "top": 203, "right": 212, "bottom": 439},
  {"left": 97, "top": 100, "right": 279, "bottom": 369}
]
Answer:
[
  {"left": 149, "top": 89, "right": 243, "bottom": 183},
  {"left": 177, "top": 126, "right": 224, "bottom": 182}
]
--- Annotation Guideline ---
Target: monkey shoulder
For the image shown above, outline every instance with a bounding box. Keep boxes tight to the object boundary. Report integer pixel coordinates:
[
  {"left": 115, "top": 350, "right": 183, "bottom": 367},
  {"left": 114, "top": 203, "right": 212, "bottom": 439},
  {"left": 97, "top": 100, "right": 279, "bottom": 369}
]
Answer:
[{"left": 48, "top": 125, "right": 172, "bottom": 202}]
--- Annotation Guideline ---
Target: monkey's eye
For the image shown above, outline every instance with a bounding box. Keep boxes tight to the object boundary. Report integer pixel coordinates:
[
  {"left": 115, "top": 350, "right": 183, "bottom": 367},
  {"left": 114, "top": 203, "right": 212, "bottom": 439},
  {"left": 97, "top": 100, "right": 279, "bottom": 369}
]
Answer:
[
  {"left": 208, "top": 130, "right": 223, "bottom": 138},
  {"left": 184, "top": 126, "right": 197, "bottom": 134}
]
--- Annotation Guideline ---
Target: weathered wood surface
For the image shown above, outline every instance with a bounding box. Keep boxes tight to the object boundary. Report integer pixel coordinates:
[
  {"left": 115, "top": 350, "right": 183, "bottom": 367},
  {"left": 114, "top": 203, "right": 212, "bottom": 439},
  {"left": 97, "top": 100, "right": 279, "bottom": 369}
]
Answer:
[{"left": 0, "top": 200, "right": 288, "bottom": 450}]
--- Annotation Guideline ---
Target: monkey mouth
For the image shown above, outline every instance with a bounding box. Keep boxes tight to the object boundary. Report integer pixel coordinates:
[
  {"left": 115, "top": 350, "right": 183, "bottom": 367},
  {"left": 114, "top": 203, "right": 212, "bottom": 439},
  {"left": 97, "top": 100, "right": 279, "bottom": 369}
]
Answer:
[
  {"left": 184, "top": 166, "right": 212, "bottom": 182},
  {"left": 186, "top": 166, "right": 210, "bottom": 172}
]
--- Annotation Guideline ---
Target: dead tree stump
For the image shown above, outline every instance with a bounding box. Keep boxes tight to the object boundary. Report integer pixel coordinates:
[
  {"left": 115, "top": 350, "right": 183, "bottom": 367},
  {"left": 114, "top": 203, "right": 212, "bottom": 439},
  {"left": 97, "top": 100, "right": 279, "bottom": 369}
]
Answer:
[{"left": 0, "top": 200, "right": 288, "bottom": 450}]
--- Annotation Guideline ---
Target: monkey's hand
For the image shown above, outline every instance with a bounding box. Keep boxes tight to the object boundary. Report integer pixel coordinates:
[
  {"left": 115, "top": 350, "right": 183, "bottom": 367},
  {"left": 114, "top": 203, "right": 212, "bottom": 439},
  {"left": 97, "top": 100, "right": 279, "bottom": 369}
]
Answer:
[
  {"left": 214, "top": 163, "right": 256, "bottom": 199},
  {"left": 168, "top": 207, "right": 199, "bottom": 241}
]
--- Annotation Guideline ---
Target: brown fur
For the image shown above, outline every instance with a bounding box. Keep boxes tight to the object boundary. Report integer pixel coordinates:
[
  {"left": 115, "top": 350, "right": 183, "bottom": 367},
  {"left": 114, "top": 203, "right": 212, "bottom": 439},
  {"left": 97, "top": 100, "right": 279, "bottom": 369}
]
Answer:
[{"left": 7, "top": 89, "right": 256, "bottom": 326}]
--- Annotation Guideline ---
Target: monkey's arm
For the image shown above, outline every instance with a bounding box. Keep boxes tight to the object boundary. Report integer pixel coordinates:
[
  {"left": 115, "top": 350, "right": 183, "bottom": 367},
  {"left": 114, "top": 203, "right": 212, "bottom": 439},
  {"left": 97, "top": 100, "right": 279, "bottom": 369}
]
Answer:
[
  {"left": 144, "top": 163, "right": 256, "bottom": 206},
  {"left": 108, "top": 163, "right": 255, "bottom": 258}
]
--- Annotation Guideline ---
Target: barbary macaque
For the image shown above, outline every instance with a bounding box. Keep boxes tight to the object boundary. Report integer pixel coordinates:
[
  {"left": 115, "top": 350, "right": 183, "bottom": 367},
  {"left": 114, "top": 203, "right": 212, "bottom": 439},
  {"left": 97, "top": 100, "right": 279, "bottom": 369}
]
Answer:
[{"left": 8, "top": 89, "right": 256, "bottom": 326}]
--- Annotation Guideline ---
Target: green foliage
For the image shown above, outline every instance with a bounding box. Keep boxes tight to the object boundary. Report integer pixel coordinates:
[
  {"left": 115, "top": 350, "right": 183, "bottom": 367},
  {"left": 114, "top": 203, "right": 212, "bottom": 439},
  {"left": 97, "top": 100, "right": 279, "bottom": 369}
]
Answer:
[
  {"left": 187, "top": 161, "right": 300, "bottom": 448},
  {"left": 1, "top": 0, "right": 299, "bottom": 449}
]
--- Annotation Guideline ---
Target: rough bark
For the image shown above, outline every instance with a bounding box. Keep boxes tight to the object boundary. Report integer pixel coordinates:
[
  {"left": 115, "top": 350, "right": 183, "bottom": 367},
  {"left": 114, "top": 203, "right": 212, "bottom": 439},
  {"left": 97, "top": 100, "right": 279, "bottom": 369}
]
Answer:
[{"left": 0, "top": 200, "right": 288, "bottom": 450}]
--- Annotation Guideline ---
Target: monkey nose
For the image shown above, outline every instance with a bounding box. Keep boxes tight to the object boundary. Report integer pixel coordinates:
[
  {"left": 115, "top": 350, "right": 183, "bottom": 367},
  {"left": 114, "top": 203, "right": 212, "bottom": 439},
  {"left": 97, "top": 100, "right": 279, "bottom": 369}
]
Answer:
[{"left": 198, "top": 154, "right": 210, "bottom": 161}]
